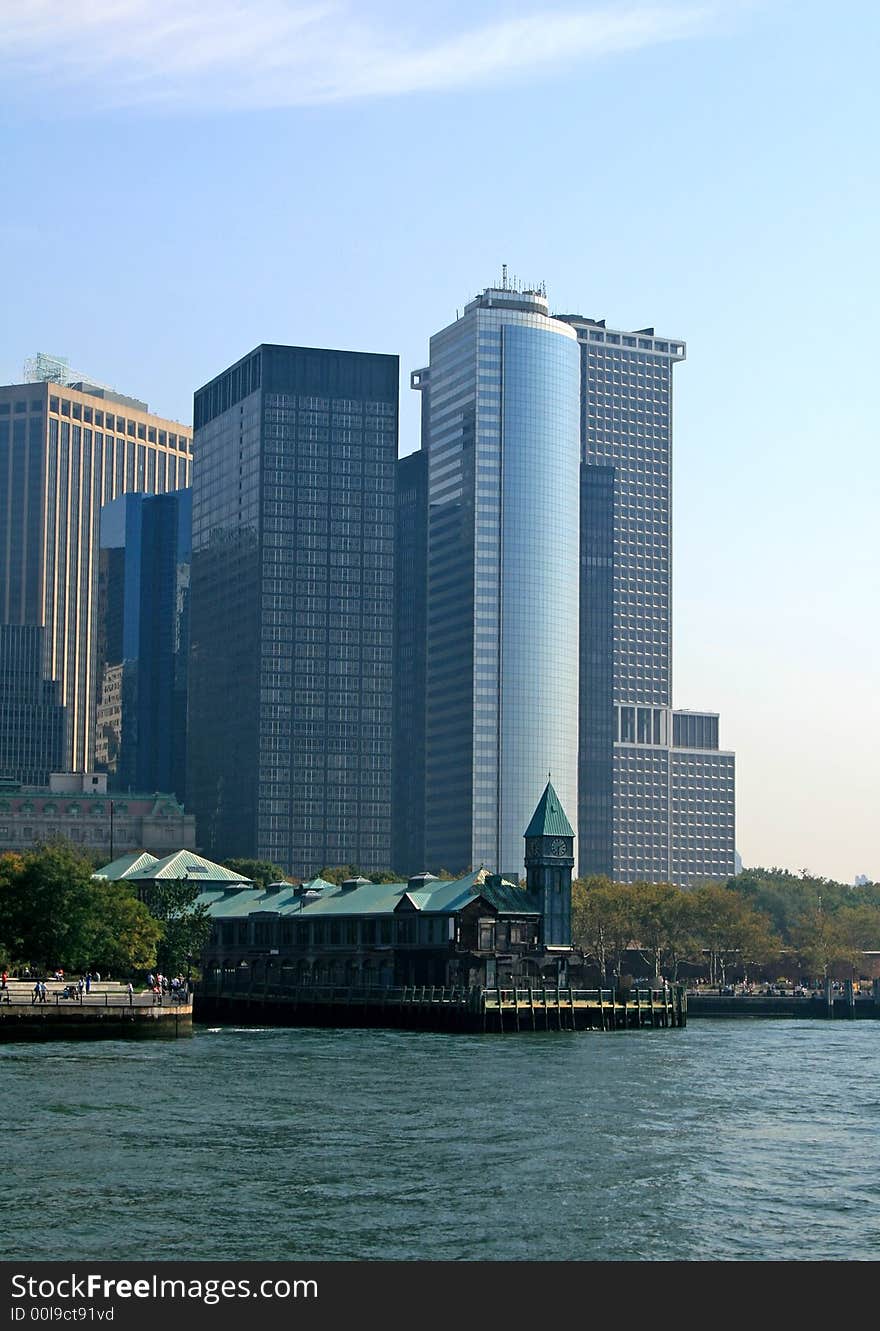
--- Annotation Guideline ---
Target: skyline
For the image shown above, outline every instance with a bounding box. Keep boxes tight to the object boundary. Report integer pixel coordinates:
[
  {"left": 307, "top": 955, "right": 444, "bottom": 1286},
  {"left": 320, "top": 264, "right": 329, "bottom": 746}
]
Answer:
[{"left": 0, "top": 0, "right": 876, "bottom": 881}]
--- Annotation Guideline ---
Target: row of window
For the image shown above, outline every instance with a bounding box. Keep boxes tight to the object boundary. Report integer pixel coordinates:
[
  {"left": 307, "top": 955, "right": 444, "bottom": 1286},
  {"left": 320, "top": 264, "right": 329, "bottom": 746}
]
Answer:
[{"left": 39, "top": 396, "right": 191, "bottom": 449}]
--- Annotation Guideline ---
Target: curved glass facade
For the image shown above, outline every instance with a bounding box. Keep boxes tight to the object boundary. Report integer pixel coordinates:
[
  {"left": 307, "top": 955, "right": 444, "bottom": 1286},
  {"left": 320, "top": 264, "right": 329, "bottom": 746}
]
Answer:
[
  {"left": 422, "top": 289, "right": 580, "bottom": 877},
  {"left": 498, "top": 324, "right": 580, "bottom": 875}
]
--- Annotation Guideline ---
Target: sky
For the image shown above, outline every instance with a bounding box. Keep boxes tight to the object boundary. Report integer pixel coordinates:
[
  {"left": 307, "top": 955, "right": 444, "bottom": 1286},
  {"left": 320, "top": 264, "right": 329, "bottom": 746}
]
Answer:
[{"left": 0, "top": 0, "right": 876, "bottom": 882}]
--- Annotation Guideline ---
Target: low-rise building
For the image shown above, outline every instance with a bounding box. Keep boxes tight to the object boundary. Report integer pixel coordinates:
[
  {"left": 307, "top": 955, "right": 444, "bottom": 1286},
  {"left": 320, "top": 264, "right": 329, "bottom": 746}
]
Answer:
[
  {"left": 0, "top": 772, "right": 196, "bottom": 858},
  {"left": 201, "top": 869, "right": 547, "bottom": 990},
  {"left": 199, "top": 782, "right": 579, "bottom": 989}
]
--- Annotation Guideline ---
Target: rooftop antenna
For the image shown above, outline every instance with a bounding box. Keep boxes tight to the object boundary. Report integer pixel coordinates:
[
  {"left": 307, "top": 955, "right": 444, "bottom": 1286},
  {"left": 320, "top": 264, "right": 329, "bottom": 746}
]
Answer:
[{"left": 502, "top": 263, "right": 508, "bottom": 290}]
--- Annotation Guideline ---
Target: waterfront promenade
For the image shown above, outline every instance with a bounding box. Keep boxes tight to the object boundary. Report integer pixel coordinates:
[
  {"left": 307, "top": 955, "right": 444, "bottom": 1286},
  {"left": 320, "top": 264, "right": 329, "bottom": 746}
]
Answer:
[
  {"left": 687, "top": 977, "right": 880, "bottom": 1020},
  {"left": 0, "top": 980, "right": 193, "bottom": 1039}
]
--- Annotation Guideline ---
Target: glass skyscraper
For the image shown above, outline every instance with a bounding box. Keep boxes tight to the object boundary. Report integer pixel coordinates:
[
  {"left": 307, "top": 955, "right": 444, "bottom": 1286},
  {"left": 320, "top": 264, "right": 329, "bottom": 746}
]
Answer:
[
  {"left": 189, "top": 345, "right": 398, "bottom": 876},
  {"left": 556, "top": 314, "right": 736, "bottom": 886},
  {"left": 95, "top": 489, "right": 191, "bottom": 802},
  {"left": 393, "top": 449, "right": 427, "bottom": 874},
  {"left": 412, "top": 285, "right": 581, "bottom": 878},
  {"left": 0, "top": 377, "right": 192, "bottom": 773},
  {"left": 0, "top": 625, "right": 65, "bottom": 785}
]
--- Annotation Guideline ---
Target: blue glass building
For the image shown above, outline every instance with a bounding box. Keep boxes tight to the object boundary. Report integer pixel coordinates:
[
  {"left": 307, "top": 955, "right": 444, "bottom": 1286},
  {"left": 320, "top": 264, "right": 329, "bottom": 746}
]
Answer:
[
  {"left": 95, "top": 489, "right": 191, "bottom": 802},
  {"left": 412, "top": 285, "right": 581, "bottom": 878}
]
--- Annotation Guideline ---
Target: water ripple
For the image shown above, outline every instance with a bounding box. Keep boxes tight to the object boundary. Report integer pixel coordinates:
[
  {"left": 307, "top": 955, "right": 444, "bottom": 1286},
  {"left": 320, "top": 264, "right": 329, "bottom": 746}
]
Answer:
[{"left": 2, "top": 1020, "right": 879, "bottom": 1260}]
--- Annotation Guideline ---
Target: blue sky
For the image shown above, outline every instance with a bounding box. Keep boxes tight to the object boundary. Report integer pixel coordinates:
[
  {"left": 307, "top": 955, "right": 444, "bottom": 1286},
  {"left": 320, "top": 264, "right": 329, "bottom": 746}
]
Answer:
[{"left": 1, "top": 0, "right": 877, "bottom": 881}]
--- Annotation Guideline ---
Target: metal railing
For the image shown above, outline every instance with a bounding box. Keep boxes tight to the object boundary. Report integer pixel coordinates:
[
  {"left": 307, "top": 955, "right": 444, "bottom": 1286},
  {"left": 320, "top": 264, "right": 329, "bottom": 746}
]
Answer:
[{"left": 0, "top": 991, "right": 191, "bottom": 1009}]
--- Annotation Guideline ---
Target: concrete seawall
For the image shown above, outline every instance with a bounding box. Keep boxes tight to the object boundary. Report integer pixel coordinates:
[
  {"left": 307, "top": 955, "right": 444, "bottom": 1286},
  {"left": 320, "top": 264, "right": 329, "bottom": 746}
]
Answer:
[
  {"left": 196, "top": 983, "right": 686, "bottom": 1033},
  {"left": 0, "top": 988, "right": 193, "bottom": 1040},
  {"left": 688, "top": 992, "right": 880, "bottom": 1020}
]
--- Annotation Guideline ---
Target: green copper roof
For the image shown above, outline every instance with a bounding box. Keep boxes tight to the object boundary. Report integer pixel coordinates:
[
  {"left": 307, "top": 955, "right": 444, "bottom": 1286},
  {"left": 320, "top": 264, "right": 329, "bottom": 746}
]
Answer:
[
  {"left": 92, "top": 850, "right": 159, "bottom": 881},
  {"left": 200, "top": 869, "right": 541, "bottom": 921},
  {"left": 523, "top": 781, "right": 575, "bottom": 839},
  {"left": 123, "top": 849, "right": 254, "bottom": 884}
]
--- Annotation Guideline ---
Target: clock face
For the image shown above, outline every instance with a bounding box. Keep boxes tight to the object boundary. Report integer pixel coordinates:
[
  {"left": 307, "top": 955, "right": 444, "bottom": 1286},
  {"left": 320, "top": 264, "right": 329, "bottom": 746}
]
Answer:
[{"left": 549, "top": 838, "right": 568, "bottom": 857}]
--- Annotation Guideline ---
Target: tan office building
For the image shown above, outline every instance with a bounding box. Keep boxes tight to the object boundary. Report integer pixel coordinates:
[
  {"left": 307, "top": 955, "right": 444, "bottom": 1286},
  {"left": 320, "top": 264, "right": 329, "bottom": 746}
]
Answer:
[{"left": 0, "top": 375, "right": 192, "bottom": 772}]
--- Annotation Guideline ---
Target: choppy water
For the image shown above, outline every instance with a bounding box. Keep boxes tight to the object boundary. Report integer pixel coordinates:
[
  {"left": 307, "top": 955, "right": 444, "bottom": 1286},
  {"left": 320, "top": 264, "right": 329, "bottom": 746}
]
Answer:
[{"left": 2, "top": 1021, "right": 879, "bottom": 1261}]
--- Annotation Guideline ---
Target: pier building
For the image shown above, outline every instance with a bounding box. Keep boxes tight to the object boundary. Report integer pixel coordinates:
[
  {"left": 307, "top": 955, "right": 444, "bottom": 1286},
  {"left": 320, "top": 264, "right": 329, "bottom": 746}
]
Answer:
[{"left": 199, "top": 782, "right": 577, "bottom": 989}]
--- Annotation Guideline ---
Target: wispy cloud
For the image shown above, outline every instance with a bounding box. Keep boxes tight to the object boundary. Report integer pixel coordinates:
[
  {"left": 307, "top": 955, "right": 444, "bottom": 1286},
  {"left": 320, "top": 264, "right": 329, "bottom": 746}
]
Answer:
[{"left": 0, "top": 1, "right": 718, "bottom": 112}]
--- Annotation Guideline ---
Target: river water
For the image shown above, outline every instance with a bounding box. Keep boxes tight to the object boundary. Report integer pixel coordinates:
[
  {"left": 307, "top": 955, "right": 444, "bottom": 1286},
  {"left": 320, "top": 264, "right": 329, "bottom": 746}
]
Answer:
[{"left": 2, "top": 1021, "right": 878, "bottom": 1262}]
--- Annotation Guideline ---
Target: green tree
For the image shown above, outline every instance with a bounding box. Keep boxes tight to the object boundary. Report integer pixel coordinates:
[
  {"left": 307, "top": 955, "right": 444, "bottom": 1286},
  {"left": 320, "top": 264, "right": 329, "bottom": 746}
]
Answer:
[
  {"left": 317, "top": 864, "right": 361, "bottom": 885},
  {"left": 836, "top": 903, "right": 880, "bottom": 952},
  {"left": 10, "top": 843, "right": 97, "bottom": 972},
  {"left": 658, "top": 890, "right": 701, "bottom": 980},
  {"left": 142, "top": 878, "right": 213, "bottom": 977},
  {"left": 790, "top": 908, "right": 858, "bottom": 983},
  {"left": 86, "top": 884, "right": 161, "bottom": 974},
  {"left": 0, "top": 846, "right": 161, "bottom": 976},
  {"left": 221, "top": 858, "right": 293, "bottom": 887},
  {"left": 691, "top": 883, "right": 779, "bottom": 983},
  {"left": 630, "top": 881, "right": 683, "bottom": 979},
  {"left": 730, "top": 866, "right": 852, "bottom": 942},
  {"left": 571, "top": 877, "right": 638, "bottom": 981},
  {"left": 0, "top": 852, "right": 27, "bottom": 966}
]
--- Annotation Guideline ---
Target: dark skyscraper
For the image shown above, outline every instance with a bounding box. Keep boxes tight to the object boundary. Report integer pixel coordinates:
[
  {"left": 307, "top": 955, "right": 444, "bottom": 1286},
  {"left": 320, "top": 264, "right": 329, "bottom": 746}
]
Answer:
[
  {"left": 0, "top": 625, "right": 65, "bottom": 784},
  {"left": 95, "top": 489, "right": 191, "bottom": 801},
  {"left": 557, "top": 314, "right": 735, "bottom": 886},
  {"left": 393, "top": 449, "right": 427, "bottom": 874},
  {"left": 189, "top": 345, "right": 398, "bottom": 876}
]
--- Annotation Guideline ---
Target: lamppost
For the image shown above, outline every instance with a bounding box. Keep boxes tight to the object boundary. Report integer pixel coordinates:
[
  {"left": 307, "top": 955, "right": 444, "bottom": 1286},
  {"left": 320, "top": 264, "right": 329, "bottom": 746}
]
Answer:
[{"left": 109, "top": 799, "right": 115, "bottom": 861}]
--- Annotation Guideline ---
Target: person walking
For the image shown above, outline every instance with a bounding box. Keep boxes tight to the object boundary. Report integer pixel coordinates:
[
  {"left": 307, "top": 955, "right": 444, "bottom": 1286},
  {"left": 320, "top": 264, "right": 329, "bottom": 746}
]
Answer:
[
  {"left": 32, "top": 980, "right": 40, "bottom": 1004},
  {"left": 126, "top": 981, "right": 134, "bottom": 1005},
  {"left": 40, "top": 980, "right": 48, "bottom": 1003},
  {"left": 77, "top": 977, "right": 85, "bottom": 1001},
  {"left": 85, "top": 974, "right": 91, "bottom": 995}
]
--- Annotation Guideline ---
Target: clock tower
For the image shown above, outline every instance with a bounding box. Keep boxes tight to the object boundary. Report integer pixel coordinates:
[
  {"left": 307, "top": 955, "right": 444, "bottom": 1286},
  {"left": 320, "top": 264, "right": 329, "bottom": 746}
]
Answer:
[{"left": 523, "top": 781, "right": 576, "bottom": 946}]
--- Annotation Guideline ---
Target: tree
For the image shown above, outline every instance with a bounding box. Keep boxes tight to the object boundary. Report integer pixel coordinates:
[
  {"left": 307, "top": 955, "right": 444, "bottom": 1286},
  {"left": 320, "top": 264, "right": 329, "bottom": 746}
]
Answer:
[
  {"left": 221, "top": 858, "right": 293, "bottom": 887},
  {"left": 658, "top": 890, "right": 701, "bottom": 980},
  {"left": 86, "top": 884, "right": 161, "bottom": 974},
  {"left": 0, "top": 846, "right": 161, "bottom": 976},
  {"left": 790, "top": 908, "right": 858, "bottom": 983},
  {"left": 836, "top": 903, "right": 880, "bottom": 953},
  {"left": 571, "top": 877, "right": 638, "bottom": 982},
  {"left": 8, "top": 843, "right": 98, "bottom": 972},
  {"left": 690, "top": 884, "right": 779, "bottom": 983},
  {"left": 730, "top": 866, "right": 851, "bottom": 941},
  {"left": 317, "top": 864, "right": 361, "bottom": 885},
  {"left": 143, "top": 878, "right": 212, "bottom": 977},
  {"left": 630, "top": 882, "right": 683, "bottom": 979},
  {"left": 0, "top": 852, "right": 27, "bottom": 966}
]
